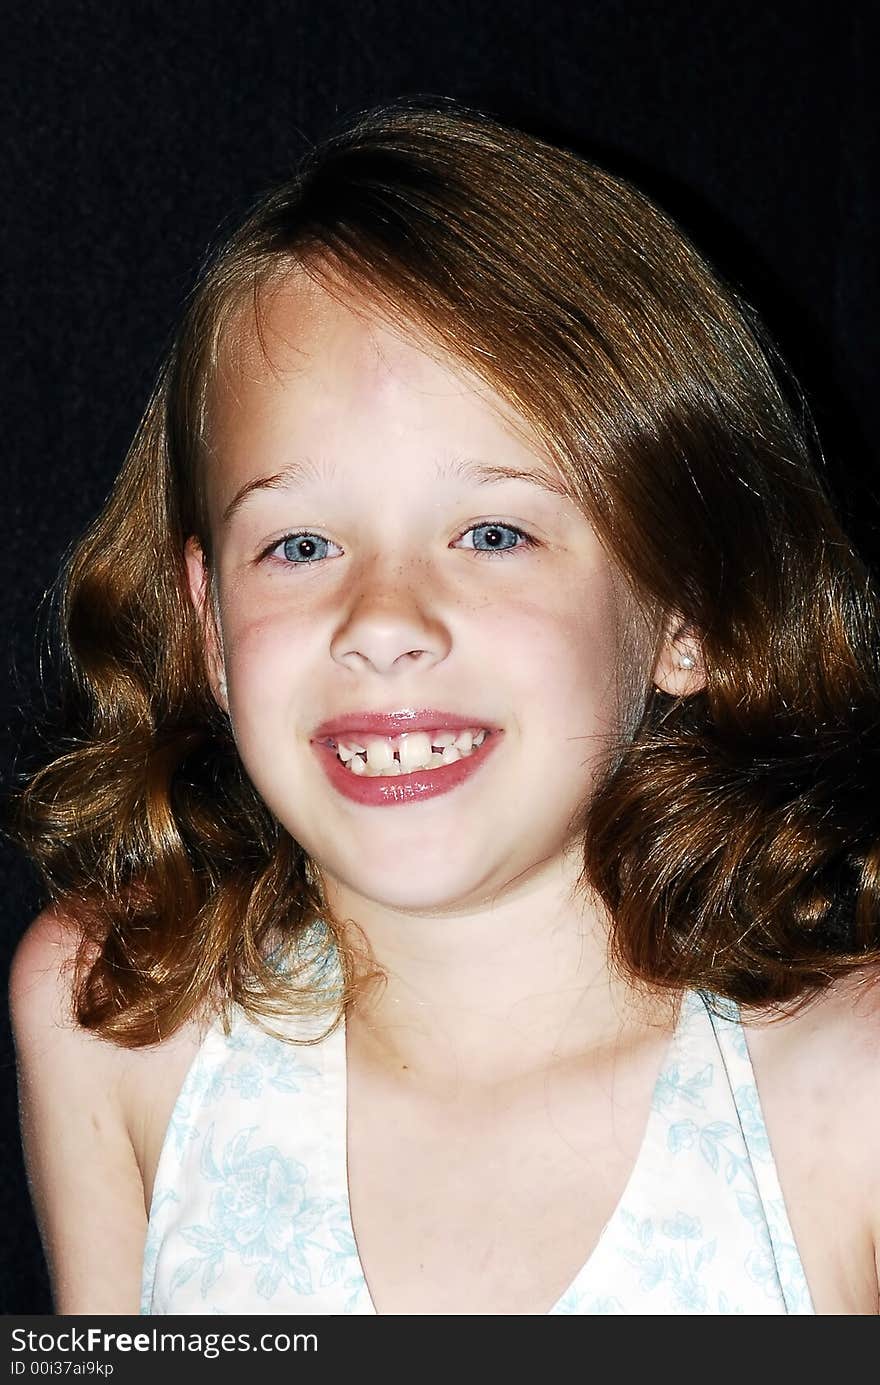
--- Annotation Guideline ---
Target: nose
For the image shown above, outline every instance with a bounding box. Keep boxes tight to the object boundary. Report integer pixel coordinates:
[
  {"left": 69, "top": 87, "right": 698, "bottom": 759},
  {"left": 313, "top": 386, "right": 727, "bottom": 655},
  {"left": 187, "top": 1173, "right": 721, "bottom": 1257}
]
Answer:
[{"left": 329, "top": 561, "right": 452, "bottom": 676}]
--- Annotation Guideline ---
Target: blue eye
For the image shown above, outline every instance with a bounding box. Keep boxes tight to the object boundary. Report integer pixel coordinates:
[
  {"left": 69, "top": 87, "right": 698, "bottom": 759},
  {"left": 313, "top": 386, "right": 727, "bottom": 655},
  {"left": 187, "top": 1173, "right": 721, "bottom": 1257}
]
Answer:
[
  {"left": 270, "top": 533, "right": 338, "bottom": 564},
  {"left": 461, "top": 522, "right": 532, "bottom": 558}
]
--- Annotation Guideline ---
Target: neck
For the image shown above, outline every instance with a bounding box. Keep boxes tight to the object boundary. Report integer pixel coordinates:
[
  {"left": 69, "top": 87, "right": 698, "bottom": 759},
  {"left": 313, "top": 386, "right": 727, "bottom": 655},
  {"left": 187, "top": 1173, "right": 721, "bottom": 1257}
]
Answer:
[{"left": 322, "top": 846, "right": 677, "bottom": 1089}]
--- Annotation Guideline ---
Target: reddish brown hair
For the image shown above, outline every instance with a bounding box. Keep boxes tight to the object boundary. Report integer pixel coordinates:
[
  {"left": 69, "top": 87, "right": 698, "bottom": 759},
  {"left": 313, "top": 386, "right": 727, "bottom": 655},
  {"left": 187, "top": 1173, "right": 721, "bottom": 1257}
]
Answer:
[{"left": 11, "top": 97, "right": 880, "bottom": 1045}]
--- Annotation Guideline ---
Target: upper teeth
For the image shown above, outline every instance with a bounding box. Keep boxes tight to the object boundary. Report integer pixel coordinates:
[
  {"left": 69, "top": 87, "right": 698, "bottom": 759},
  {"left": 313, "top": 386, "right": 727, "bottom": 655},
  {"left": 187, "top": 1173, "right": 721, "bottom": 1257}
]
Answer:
[{"left": 334, "top": 727, "right": 488, "bottom": 775}]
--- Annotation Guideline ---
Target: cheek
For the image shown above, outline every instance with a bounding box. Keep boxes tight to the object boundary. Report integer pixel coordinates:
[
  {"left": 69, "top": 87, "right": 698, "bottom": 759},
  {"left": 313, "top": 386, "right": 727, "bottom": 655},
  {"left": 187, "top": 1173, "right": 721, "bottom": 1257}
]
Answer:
[
  {"left": 503, "top": 582, "right": 625, "bottom": 730},
  {"left": 222, "top": 604, "right": 316, "bottom": 730}
]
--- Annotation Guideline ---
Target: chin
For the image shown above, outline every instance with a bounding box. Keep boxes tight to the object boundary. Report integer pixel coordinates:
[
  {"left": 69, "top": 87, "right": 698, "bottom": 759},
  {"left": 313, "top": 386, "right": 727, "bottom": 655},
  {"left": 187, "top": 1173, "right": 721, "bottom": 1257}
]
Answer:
[{"left": 322, "top": 862, "right": 495, "bottom": 917}]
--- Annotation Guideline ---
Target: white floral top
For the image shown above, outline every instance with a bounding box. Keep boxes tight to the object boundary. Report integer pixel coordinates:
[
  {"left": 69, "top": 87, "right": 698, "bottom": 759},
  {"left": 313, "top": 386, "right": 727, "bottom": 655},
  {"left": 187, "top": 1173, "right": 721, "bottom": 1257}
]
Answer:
[{"left": 140, "top": 984, "right": 814, "bottom": 1316}]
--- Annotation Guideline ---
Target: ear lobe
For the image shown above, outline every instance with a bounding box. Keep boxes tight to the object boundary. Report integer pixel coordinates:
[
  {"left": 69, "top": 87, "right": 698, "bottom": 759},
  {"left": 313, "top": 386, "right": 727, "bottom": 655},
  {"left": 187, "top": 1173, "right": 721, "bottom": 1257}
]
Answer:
[
  {"left": 184, "top": 536, "right": 228, "bottom": 711},
  {"left": 652, "top": 617, "right": 705, "bottom": 697}
]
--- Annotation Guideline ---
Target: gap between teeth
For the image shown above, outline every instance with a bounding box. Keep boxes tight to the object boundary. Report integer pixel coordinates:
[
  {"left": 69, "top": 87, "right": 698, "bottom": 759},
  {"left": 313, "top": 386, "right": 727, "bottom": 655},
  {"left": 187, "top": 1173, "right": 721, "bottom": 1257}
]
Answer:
[{"left": 336, "top": 729, "right": 488, "bottom": 775}]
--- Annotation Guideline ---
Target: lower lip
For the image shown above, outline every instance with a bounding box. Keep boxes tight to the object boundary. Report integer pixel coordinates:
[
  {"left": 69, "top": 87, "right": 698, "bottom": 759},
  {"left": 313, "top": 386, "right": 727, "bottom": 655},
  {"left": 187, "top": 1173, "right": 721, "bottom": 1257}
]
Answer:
[{"left": 310, "top": 733, "right": 502, "bottom": 807}]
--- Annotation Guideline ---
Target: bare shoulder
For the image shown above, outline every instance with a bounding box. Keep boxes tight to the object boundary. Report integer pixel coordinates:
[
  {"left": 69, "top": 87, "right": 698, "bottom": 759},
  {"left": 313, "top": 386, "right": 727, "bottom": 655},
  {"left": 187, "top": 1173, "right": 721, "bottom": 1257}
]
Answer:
[
  {"left": 9, "top": 907, "right": 205, "bottom": 1313},
  {"left": 744, "top": 966, "right": 880, "bottom": 1312},
  {"left": 8, "top": 905, "right": 128, "bottom": 1092},
  {"left": 795, "top": 968, "right": 880, "bottom": 1167},
  {"left": 747, "top": 966, "right": 880, "bottom": 1104}
]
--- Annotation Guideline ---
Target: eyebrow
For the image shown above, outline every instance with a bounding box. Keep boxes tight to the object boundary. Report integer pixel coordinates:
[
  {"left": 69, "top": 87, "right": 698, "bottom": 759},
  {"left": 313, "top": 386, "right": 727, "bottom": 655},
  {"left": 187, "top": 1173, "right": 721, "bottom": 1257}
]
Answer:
[{"left": 221, "top": 454, "right": 571, "bottom": 526}]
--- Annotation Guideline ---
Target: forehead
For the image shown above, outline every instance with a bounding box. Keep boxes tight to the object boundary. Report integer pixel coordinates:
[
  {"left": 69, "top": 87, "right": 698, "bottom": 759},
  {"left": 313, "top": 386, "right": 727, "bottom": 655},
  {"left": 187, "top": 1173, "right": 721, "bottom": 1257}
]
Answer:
[
  {"left": 233, "top": 270, "right": 423, "bottom": 382},
  {"left": 204, "top": 267, "right": 552, "bottom": 462}
]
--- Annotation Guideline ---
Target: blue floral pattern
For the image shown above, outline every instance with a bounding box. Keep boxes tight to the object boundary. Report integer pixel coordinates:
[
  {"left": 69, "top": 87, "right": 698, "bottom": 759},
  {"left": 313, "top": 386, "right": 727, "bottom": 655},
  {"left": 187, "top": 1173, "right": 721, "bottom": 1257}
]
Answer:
[
  {"left": 142, "top": 985, "right": 814, "bottom": 1316},
  {"left": 166, "top": 1126, "right": 335, "bottom": 1301}
]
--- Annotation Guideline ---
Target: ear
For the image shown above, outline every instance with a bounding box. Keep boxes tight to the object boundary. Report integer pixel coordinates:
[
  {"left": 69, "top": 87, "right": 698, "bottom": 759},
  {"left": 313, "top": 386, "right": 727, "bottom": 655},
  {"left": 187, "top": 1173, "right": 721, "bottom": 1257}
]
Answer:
[
  {"left": 651, "top": 615, "right": 705, "bottom": 697},
  {"left": 184, "top": 536, "right": 228, "bottom": 712}
]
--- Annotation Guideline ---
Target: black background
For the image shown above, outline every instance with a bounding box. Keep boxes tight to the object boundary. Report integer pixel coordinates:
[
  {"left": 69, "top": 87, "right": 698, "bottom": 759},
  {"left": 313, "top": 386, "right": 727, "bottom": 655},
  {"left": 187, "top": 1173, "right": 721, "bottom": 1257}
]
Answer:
[{"left": 2, "top": 0, "right": 877, "bottom": 1314}]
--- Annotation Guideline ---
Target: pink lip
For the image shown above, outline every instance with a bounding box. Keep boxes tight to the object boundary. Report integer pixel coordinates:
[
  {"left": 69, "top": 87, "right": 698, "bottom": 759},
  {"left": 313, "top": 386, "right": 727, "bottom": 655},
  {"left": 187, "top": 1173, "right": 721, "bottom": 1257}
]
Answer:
[
  {"left": 311, "top": 730, "right": 501, "bottom": 808},
  {"left": 310, "top": 709, "right": 498, "bottom": 742}
]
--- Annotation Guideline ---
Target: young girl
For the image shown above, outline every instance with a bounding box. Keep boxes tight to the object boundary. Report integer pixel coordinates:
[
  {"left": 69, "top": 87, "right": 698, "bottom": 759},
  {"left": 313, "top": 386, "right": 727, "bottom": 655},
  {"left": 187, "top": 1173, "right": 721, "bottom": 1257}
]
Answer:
[{"left": 9, "top": 98, "right": 880, "bottom": 1317}]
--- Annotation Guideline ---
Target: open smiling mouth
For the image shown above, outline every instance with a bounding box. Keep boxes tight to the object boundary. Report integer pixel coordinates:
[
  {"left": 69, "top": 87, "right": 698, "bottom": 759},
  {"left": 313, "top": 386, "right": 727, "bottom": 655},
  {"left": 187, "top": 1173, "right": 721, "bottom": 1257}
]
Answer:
[{"left": 312, "top": 728, "right": 500, "bottom": 805}]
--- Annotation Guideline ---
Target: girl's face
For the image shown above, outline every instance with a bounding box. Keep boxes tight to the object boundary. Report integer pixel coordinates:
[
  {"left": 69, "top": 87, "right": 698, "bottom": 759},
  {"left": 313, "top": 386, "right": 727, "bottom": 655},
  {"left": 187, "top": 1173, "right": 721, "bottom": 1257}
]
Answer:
[{"left": 187, "top": 272, "right": 652, "bottom": 915}]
